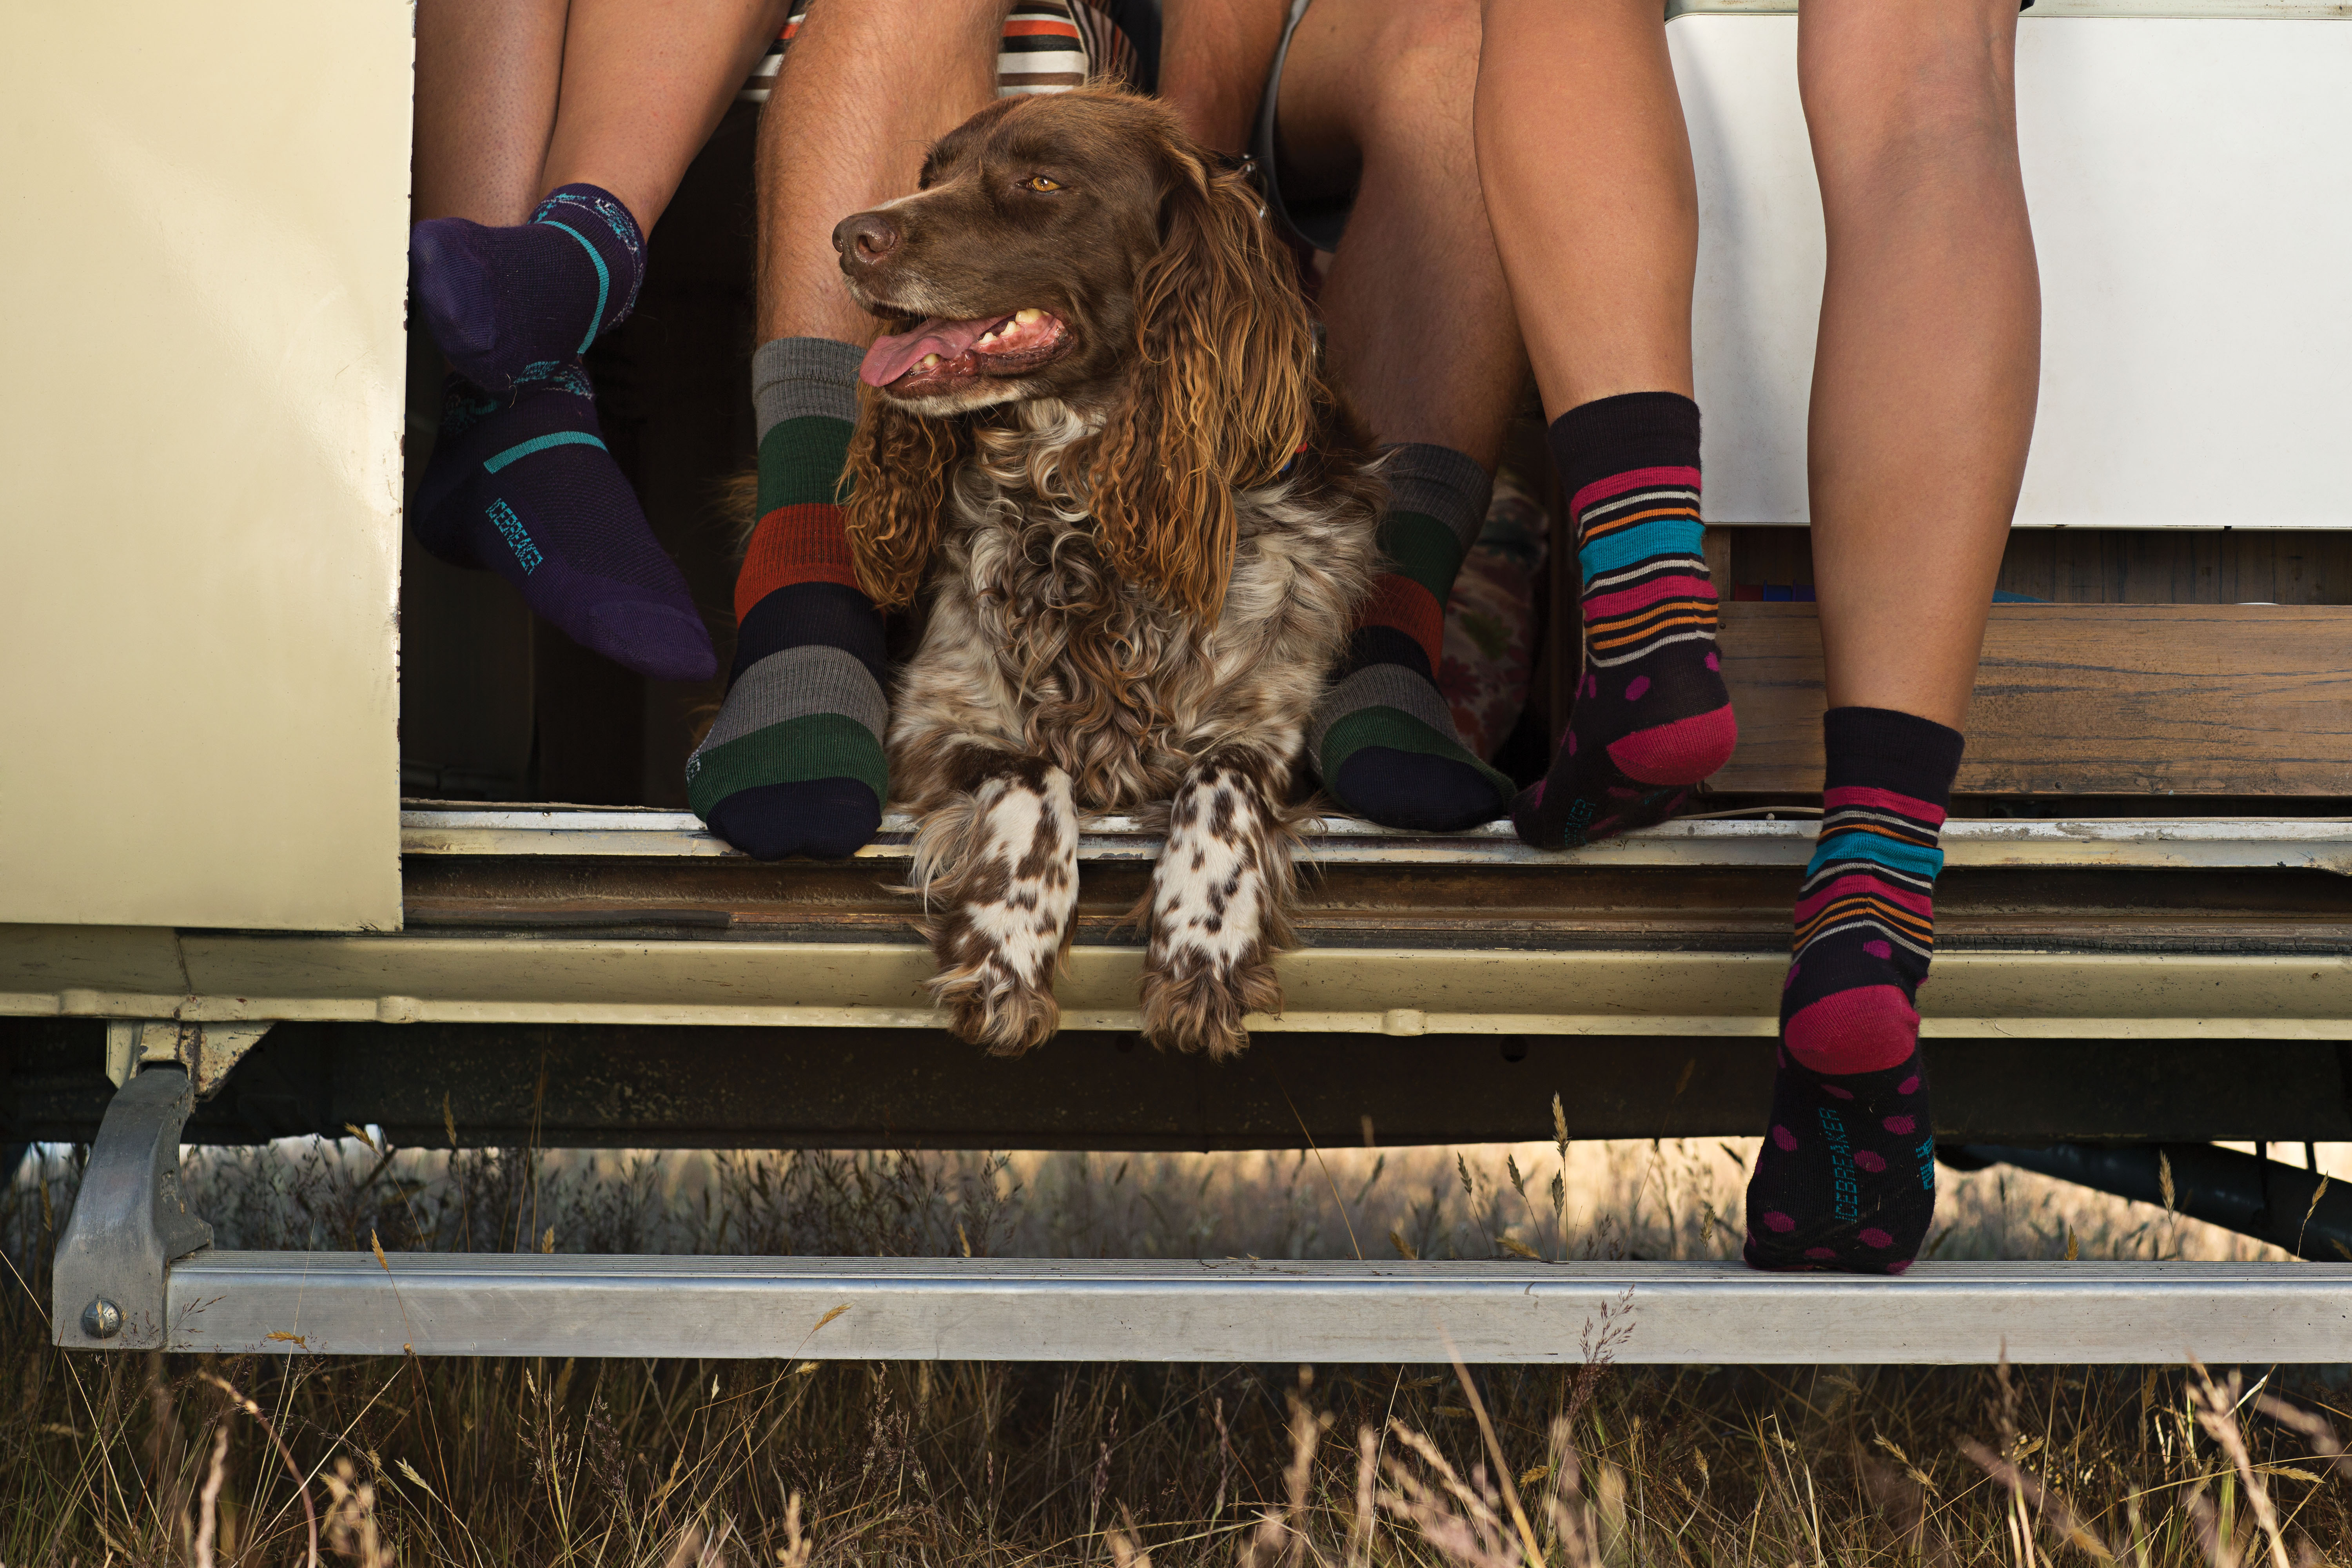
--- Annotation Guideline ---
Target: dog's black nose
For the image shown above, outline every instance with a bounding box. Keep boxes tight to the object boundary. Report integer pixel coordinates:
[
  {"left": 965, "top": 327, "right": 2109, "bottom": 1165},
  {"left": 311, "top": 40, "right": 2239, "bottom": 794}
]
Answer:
[{"left": 833, "top": 211, "right": 901, "bottom": 266}]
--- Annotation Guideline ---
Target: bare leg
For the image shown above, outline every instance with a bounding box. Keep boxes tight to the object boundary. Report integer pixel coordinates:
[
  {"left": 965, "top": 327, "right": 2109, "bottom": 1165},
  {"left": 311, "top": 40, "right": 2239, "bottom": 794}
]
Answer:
[
  {"left": 412, "top": 0, "right": 567, "bottom": 226},
  {"left": 1742, "top": 0, "right": 2038, "bottom": 1278},
  {"left": 1803, "top": 0, "right": 2039, "bottom": 727},
  {"left": 539, "top": 0, "right": 792, "bottom": 232},
  {"left": 693, "top": 3, "right": 1009, "bottom": 862},
  {"left": 1475, "top": 0, "right": 1695, "bottom": 418},
  {"left": 755, "top": 0, "right": 1012, "bottom": 346},
  {"left": 1276, "top": 0, "right": 1521, "bottom": 466},
  {"left": 408, "top": 0, "right": 746, "bottom": 682},
  {"left": 1277, "top": 0, "right": 1527, "bottom": 830}
]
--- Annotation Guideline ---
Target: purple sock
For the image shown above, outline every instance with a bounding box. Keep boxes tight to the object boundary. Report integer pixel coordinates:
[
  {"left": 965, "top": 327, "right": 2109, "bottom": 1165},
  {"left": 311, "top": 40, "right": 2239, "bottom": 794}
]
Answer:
[
  {"left": 410, "top": 183, "right": 645, "bottom": 394},
  {"left": 414, "top": 367, "right": 715, "bottom": 683}
]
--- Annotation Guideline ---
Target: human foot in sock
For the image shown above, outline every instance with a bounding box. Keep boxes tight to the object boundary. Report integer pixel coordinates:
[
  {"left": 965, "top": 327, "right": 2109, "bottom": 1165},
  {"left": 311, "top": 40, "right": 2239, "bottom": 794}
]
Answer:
[
  {"left": 1512, "top": 393, "right": 1736, "bottom": 850},
  {"left": 1312, "top": 443, "right": 1514, "bottom": 831},
  {"left": 413, "top": 366, "right": 715, "bottom": 682},
  {"left": 688, "top": 338, "right": 889, "bottom": 861},
  {"left": 411, "top": 183, "right": 646, "bottom": 394},
  {"left": 1743, "top": 706, "right": 1964, "bottom": 1274}
]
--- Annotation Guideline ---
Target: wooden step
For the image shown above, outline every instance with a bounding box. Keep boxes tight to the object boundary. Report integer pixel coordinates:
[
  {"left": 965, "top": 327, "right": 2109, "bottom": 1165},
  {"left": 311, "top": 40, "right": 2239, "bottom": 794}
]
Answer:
[{"left": 1716, "top": 603, "right": 2352, "bottom": 794}]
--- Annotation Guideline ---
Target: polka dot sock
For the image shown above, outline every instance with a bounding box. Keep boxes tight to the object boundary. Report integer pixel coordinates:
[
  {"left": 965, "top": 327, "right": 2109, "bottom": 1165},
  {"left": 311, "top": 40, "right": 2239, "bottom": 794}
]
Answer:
[
  {"left": 1743, "top": 706, "right": 1965, "bottom": 1275},
  {"left": 1511, "top": 393, "right": 1736, "bottom": 850}
]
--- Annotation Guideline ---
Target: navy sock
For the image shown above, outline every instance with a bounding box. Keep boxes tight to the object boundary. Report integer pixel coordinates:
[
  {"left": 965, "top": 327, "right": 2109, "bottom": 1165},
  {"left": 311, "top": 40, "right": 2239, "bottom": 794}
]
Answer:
[
  {"left": 1743, "top": 707, "right": 1965, "bottom": 1275},
  {"left": 414, "top": 367, "right": 715, "bottom": 683},
  {"left": 410, "top": 183, "right": 646, "bottom": 394}
]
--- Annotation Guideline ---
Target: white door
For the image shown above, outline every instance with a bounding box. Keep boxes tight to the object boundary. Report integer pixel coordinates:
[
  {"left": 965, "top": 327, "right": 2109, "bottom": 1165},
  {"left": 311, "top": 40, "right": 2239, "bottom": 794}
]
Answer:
[{"left": 0, "top": 1, "right": 412, "bottom": 930}]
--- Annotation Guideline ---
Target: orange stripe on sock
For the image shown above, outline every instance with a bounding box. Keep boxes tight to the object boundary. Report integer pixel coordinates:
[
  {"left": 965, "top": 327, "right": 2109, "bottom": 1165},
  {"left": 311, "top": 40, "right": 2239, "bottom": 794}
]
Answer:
[
  {"left": 735, "top": 503, "right": 860, "bottom": 620},
  {"left": 1357, "top": 574, "right": 1445, "bottom": 670},
  {"left": 1792, "top": 896, "right": 1935, "bottom": 948},
  {"left": 1588, "top": 611, "right": 1718, "bottom": 652},
  {"left": 1586, "top": 599, "right": 1718, "bottom": 641}
]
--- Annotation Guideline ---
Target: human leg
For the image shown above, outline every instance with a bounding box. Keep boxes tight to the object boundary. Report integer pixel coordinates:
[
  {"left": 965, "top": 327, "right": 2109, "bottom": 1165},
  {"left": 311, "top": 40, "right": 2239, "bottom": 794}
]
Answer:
[
  {"left": 1744, "top": 0, "right": 2039, "bottom": 1274},
  {"left": 412, "top": 0, "right": 566, "bottom": 227},
  {"left": 1276, "top": 0, "right": 1524, "bottom": 829},
  {"left": 1476, "top": 0, "right": 1735, "bottom": 849},
  {"left": 410, "top": 0, "right": 782, "bottom": 680},
  {"left": 691, "top": 0, "right": 1011, "bottom": 859},
  {"left": 414, "top": 0, "right": 789, "bottom": 387},
  {"left": 1802, "top": 0, "right": 2039, "bottom": 728}
]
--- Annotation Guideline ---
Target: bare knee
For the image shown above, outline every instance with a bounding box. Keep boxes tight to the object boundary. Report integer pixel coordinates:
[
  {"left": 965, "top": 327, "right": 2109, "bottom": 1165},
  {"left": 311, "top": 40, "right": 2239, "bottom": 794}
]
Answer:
[{"left": 1800, "top": 0, "right": 2020, "bottom": 194}]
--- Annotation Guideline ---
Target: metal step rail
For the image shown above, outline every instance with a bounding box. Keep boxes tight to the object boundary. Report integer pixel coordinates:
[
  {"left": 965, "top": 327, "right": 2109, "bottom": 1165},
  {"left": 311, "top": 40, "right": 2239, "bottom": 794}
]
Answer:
[{"left": 43, "top": 1047, "right": 2352, "bottom": 1365}]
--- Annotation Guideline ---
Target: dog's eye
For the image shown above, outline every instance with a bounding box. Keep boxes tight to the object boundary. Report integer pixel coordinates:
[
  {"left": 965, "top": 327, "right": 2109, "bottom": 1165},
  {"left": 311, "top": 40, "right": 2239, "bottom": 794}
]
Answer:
[{"left": 1020, "top": 175, "right": 1063, "bottom": 193}]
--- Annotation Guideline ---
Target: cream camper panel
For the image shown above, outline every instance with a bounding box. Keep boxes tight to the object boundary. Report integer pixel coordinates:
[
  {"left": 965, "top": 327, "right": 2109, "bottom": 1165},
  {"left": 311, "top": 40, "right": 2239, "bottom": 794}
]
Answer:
[
  {"left": 0, "top": 3, "right": 410, "bottom": 929},
  {"left": 1674, "top": 9, "right": 2352, "bottom": 528}
]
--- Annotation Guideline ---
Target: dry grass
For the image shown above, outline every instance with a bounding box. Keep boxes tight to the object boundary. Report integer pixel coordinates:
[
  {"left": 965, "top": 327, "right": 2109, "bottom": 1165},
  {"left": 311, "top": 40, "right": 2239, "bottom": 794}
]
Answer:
[{"left": 1, "top": 1125, "right": 2345, "bottom": 1566}]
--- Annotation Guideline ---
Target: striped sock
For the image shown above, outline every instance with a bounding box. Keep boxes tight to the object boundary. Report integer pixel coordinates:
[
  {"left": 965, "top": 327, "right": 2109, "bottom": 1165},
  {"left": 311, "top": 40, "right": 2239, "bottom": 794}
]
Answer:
[
  {"left": 1512, "top": 393, "right": 1735, "bottom": 849},
  {"left": 688, "top": 339, "right": 889, "bottom": 860},
  {"left": 410, "top": 183, "right": 646, "bottom": 395},
  {"left": 411, "top": 363, "right": 714, "bottom": 682},
  {"left": 1744, "top": 706, "right": 1964, "bottom": 1275},
  {"left": 1310, "top": 444, "right": 1514, "bottom": 831}
]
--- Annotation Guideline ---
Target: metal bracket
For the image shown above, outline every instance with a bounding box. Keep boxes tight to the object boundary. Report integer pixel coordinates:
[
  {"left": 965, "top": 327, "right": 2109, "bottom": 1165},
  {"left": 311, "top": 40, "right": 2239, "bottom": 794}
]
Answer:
[
  {"left": 105, "top": 1019, "right": 272, "bottom": 1098},
  {"left": 53, "top": 1066, "right": 213, "bottom": 1350}
]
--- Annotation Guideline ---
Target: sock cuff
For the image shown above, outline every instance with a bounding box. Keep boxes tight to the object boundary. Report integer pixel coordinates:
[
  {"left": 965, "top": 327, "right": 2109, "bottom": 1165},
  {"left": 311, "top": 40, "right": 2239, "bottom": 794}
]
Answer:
[
  {"left": 1548, "top": 392, "right": 1702, "bottom": 506},
  {"left": 537, "top": 181, "right": 643, "bottom": 239},
  {"left": 754, "top": 337, "right": 864, "bottom": 441},
  {"left": 531, "top": 183, "right": 647, "bottom": 335},
  {"left": 1380, "top": 443, "right": 1492, "bottom": 554},
  {"left": 1822, "top": 706, "right": 1965, "bottom": 808}
]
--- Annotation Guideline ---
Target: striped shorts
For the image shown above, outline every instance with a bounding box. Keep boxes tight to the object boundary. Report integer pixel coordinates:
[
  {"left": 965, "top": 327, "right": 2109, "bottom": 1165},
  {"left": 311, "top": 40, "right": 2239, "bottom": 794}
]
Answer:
[{"left": 739, "top": 2, "right": 1147, "bottom": 105}]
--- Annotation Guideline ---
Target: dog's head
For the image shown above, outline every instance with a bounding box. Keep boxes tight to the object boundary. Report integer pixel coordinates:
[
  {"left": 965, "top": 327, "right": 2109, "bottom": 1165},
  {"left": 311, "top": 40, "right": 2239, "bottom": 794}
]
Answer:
[{"left": 835, "top": 86, "right": 1321, "bottom": 625}]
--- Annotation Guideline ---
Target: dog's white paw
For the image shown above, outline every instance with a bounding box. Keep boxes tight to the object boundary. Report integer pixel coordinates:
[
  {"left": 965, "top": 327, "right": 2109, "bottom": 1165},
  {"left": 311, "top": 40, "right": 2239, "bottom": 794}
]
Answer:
[
  {"left": 1139, "top": 756, "right": 1289, "bottom": 1058},
  {"left": 920, "top": 758, "right": 1079, "bottom": 1055}
]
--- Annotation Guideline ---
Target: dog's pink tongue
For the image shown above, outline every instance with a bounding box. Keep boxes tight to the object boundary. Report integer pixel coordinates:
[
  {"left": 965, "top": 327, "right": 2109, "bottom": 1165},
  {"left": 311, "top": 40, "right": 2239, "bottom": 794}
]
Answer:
[{"left": 859, "top": 316, "right": 996, "bottom": 387}]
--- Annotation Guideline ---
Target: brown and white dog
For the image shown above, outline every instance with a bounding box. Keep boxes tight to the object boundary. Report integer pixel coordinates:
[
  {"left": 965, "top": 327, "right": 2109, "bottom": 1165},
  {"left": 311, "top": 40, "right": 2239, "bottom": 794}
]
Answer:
[{"left": 831, "top": 86, "right": 1381, "bottom": 1059}]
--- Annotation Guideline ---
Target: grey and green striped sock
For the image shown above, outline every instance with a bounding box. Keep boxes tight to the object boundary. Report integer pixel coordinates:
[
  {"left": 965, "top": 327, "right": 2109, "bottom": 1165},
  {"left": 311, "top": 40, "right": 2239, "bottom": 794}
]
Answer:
[
  {"left": 1310, "top": 443, "right": 1513, "bottom": 831},
  {"left": 687, "top": 338, "right": 890, "bottom": 860}
]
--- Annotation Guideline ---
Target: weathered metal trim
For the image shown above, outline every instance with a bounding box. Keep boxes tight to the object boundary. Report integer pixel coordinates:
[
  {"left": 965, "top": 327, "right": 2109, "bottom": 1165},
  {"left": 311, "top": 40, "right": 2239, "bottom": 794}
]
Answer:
[
  {"left": 53, "top": 1068, "right": 213, "bottom": 1351},
  {"left": 6, "top": 936, "right": 2350, "bottom": 1036},
  {"left": 399, "top": 808, "right": 2352, "bottom": 873},
  {"left": 103, "top": 1020, "right": 275, "bottom": 1094},
  {"left": 159, "top": 1253, "right": 2352, "bottom": 1363}
]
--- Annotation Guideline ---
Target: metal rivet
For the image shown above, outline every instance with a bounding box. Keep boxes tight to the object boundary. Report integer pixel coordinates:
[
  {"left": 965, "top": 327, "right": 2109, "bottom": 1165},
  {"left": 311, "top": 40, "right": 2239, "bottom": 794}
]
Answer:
[{"left": 82, "top": 1296, "right": 123, "bottom": 1339}]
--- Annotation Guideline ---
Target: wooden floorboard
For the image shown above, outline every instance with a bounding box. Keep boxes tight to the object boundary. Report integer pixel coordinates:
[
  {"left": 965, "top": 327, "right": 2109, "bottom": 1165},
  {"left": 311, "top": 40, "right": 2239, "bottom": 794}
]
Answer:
[{"left": 1716, "top": 602, "right": 2352, "bottom": 794}]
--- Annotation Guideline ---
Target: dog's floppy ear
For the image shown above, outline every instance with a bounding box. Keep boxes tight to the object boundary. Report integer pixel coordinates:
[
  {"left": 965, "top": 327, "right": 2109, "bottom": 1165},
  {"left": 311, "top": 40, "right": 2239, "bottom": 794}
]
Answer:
[
  {"left": 842, "top": 388, "right": 971, "bottom": 610},
  {"left": 1083, "top": 149, "right": 1319, "bottom": 627}
]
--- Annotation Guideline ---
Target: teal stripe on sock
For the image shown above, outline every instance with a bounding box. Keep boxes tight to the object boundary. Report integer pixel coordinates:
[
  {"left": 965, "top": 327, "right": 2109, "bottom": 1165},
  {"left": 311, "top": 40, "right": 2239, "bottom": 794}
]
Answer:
[
  {"left": 1579, "top": 517, "right": 1706, "bottom": 579},
  {"left": 541, "top": 219, "right": 611, "bottom": 354},
  {"left": 1807, "top": 831, "right": 1945, "bottom": 882},
  {"left": 484, "top": 430, "right": 606, "bottom": 473}
]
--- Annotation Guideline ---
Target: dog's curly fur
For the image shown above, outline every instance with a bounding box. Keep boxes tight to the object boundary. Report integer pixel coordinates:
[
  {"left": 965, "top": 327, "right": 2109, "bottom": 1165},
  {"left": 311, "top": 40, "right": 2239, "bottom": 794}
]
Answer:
[{"left": 831, "top": 87, "right": 1381, "bottom": 1058}]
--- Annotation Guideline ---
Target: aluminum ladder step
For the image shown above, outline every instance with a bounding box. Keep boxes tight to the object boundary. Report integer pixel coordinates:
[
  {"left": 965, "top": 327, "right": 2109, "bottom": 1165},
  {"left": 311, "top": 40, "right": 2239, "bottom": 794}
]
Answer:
[{"left": 158, "top": 1253, "right": 2352, "bottom": 1365}]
